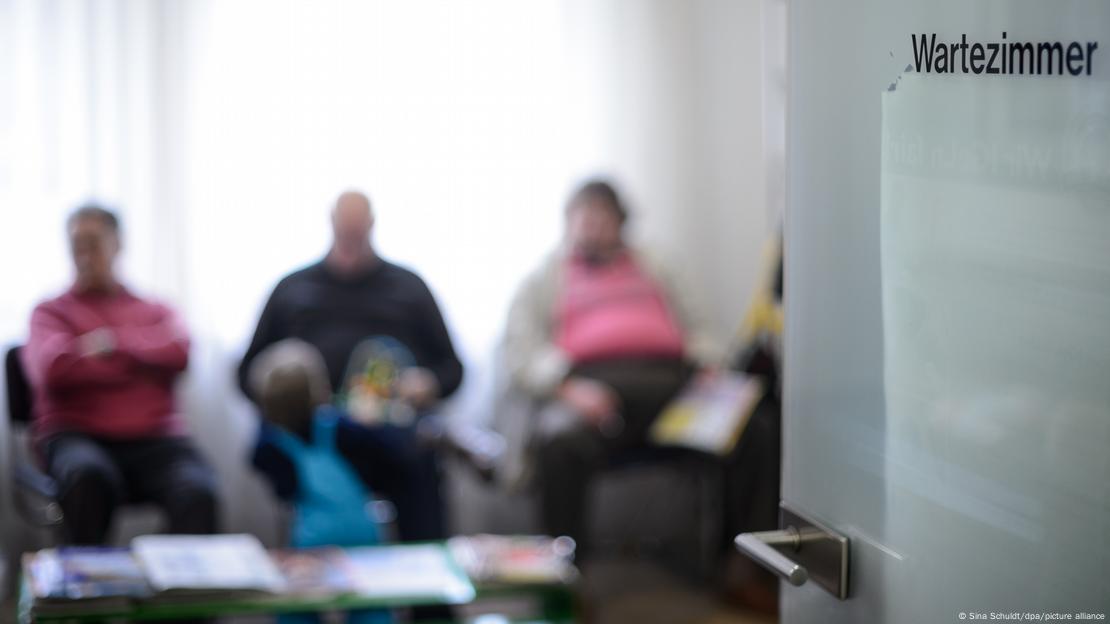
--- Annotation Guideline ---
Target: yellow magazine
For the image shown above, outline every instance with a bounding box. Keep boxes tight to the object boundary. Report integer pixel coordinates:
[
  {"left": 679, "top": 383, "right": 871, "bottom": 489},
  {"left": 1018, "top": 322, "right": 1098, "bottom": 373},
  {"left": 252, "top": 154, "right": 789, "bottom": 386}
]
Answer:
[{"left": 650, "top": 371, "right": 764, "bottom": 455}]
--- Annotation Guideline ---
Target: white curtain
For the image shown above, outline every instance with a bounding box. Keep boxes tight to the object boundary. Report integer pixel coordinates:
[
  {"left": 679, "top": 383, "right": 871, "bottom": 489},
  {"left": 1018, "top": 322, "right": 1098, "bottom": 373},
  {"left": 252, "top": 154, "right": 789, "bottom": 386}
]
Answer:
[
  {"left": 1, "top": 0, "right": 773, "bottom": 539},
  {"left": 180, "top": 0, "right": 592, "bottom": 536},
  {"left": 0, "top": 0, "right": 163, "bottom": 332}
]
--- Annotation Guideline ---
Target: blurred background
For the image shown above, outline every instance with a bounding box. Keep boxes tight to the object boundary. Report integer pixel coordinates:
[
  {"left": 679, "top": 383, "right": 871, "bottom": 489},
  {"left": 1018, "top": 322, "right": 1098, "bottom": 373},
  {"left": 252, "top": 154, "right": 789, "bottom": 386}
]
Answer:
[
  {"left": 1, "top": 0, "right": 784, "bottom": 537},
  {"left": 1, "top": 0, "right": 786, "bottom": 620}
]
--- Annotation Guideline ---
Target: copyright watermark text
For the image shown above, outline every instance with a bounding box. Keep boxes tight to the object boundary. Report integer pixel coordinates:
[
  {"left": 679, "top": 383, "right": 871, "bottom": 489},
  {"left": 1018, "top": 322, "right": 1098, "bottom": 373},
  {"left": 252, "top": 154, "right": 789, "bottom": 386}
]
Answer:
[{"left": 957, "top": 613, "right": 1105, "bottom": 621}]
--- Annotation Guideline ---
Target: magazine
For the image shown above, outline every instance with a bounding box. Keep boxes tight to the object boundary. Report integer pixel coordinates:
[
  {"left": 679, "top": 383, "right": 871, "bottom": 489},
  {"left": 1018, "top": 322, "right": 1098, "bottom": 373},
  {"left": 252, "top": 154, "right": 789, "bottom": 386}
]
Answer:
[
  {"left": 25, "top": 548, "right": 150, "bottom": 616},
  {"left": 447, "top": 535, "right": 578, "bottom": 585},
  {"left": 340, "top": 336, "right": 418, "bottom": 426},
  {"left": 30, "top": 547, "right": 149, "bottom": 599},
  {"left": 649, "top": 371, "right": 765, "bottom": 455},
  {"left": 132, "top": 534, "right": 286, "bottom": 596},
  {"left": 270, "top": 547, "right": 360, "bottom": 597}
]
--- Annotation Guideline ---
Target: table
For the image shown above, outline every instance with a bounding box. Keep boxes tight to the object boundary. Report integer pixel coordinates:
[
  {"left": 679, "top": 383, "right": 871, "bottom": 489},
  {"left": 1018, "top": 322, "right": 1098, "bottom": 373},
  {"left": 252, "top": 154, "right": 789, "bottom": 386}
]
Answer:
[{"left": 17, "top": 542, "right": 576, "bottom": 623}]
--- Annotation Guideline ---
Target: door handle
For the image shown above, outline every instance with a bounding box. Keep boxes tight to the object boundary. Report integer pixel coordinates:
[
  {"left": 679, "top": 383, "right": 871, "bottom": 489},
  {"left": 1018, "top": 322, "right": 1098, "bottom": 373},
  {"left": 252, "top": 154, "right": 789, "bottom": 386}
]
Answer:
[
  {"left": 734, "top": 503, "right": 850, "bottom": 600},
  {"left": 735, "top": 528, "right": 809, "bottom": 586}
]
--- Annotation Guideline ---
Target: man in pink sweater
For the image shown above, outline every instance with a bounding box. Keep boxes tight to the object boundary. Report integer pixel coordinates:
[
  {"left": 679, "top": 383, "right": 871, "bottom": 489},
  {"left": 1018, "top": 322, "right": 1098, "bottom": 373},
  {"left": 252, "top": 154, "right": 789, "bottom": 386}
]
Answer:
[{"left": 22, "top": 205, "right": 218, "bottom": 544}]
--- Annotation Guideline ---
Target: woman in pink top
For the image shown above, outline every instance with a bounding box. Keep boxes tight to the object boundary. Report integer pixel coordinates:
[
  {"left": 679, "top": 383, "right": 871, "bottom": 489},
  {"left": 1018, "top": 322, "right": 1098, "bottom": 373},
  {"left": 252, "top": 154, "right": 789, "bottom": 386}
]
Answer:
[{"left": 504, "top": 180, "right": 724, "bottom": 557}]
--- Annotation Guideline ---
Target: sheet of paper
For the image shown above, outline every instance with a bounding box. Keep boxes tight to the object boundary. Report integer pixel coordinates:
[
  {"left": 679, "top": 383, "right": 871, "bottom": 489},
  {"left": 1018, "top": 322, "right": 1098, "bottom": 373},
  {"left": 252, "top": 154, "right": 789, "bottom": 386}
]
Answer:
[{"left": 345, "top": 544, "right": 474, "bottom": 603}]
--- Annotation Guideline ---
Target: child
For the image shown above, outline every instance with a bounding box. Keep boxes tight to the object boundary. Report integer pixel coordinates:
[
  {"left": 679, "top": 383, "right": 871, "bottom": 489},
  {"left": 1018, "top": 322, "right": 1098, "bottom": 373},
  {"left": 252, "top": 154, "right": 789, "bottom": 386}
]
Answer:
[{"left": 249, "top": 339, "right": 392, "bottom": 624}]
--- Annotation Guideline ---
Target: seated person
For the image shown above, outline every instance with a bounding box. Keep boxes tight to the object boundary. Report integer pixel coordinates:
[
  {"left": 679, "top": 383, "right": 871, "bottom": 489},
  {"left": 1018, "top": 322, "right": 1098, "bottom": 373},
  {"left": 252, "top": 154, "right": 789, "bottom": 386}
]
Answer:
[
  {"left": 239, "top": 190, "right": 464, "bottom": 542},
  {"left": 503, "top": 179, "right": 723, "bottom": 556},
  {"left": 22, "top": 204, "right": 218, "bottom": 545}
]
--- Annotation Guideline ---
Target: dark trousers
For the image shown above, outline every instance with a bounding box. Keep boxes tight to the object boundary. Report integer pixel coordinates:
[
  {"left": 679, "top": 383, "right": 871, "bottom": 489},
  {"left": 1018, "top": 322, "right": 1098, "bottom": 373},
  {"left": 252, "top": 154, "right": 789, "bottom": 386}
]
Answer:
[
  {"left": 44, "top": 434, "right": 219, "bottom": 545},
  {"left": 354, "top": 421, "right": 447, "bottom": 542},
  {"left": 534, "top": 358, "right": 693, "bottom": 556}
]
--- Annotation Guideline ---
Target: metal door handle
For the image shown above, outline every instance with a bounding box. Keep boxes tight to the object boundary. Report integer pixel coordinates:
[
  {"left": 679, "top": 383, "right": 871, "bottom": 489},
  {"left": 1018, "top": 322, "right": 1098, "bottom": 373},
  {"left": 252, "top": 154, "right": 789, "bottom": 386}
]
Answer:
[
  {"left": 735, "top": 503, "right": 850, "bottom": 600},
  {"left": 735, "top": 528, "right": 809, "bottom": 586}
]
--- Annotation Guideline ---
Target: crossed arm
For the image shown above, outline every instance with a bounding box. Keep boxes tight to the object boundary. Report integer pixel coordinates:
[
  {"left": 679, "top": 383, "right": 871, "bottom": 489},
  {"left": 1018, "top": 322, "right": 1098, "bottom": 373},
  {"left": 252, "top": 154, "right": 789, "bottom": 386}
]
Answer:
[{"left": 24, "top": 304, "right": 189, "bottom": 391}]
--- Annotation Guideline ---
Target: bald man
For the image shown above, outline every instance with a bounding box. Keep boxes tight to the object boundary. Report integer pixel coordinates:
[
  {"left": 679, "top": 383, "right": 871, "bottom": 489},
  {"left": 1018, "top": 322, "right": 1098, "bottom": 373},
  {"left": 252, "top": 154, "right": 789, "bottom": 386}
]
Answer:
[{"left": 238, "top": 190, "right": 463, "bottom": 541}]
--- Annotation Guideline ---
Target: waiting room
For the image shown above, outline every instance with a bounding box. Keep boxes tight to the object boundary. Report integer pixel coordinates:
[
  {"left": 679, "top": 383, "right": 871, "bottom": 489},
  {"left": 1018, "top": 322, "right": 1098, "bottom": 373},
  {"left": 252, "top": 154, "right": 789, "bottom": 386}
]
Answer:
[{"left": 3, "top": 1, "right": 1107, "bottom": 623}]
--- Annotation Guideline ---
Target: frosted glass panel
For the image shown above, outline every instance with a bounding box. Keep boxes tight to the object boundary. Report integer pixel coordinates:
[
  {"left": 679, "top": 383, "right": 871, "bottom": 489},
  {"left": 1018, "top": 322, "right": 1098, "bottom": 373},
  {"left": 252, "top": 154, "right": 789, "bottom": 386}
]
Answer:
[
  {"left": 784, "top": 1, "right": 1110, "bottom": 621},
  {"left": 881, "top": 72, "right": 1110, "bottom": 612}
]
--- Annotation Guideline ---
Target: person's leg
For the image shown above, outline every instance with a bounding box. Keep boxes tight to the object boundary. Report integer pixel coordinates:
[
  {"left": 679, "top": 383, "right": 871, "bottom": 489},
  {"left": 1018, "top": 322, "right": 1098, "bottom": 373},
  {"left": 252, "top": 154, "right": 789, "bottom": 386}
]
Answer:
[
  {"left": 351, "top": 422, "right": 446, "bottom": 542},
  {"left": 118, "top": 437, "right": 219, "bottom": 535},
  {"left": 44, "top": 434, "right": 126, "bottom": 544},
  {"left": 549, "top": 359, "right": 692, "bottom": 561},
  {"left": 365, "top": 436, "right": 451, "bottom": 622},
  {"left": 533, "top": 401, "right": 608, "bottom": 557},
  {"left": 395, "top": 438, "right": 447, "bottom": 541},
  {"left": 339, "top": 420, "right": 447, "bottom": 622},
  {"left": 575, "top": 359, "right": 694, "bottom": 448}
]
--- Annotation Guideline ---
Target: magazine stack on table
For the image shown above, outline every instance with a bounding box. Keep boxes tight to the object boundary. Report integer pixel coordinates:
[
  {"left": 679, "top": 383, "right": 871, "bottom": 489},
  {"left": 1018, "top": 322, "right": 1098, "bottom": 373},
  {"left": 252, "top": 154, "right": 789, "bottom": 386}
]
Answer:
[
  {"left": 26, "top": 534, "right": 285, "bottom": 616},
  {"left": 23, "top": 535, "right": 476, "bottom": 619},
  {"left": 25, "top": 547, "right": 150, "bottom": 616}
]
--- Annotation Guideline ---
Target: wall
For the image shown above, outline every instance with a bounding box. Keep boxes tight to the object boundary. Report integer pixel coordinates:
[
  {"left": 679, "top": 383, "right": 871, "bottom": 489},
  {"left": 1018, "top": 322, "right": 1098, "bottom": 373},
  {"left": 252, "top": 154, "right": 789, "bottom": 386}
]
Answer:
[{"left": 562, "top": 0, "right": 774, "bottom": 344}]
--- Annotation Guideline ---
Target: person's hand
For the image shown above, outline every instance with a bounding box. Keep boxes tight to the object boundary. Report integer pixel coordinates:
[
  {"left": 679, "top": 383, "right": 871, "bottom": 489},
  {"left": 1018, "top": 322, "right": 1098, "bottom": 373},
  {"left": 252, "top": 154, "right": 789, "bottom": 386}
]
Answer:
[
  {"left": 396, "top": 367, "right": 440, "bottom": 408},
  {"left": 694, "top": 365, "right": 723, "bottom": 385},
  {"left": 557, "top": 376, "right": 620, "bottom": 429},
  {"left": 79, "top": 328, "right": 116, "bottom": 358}
]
